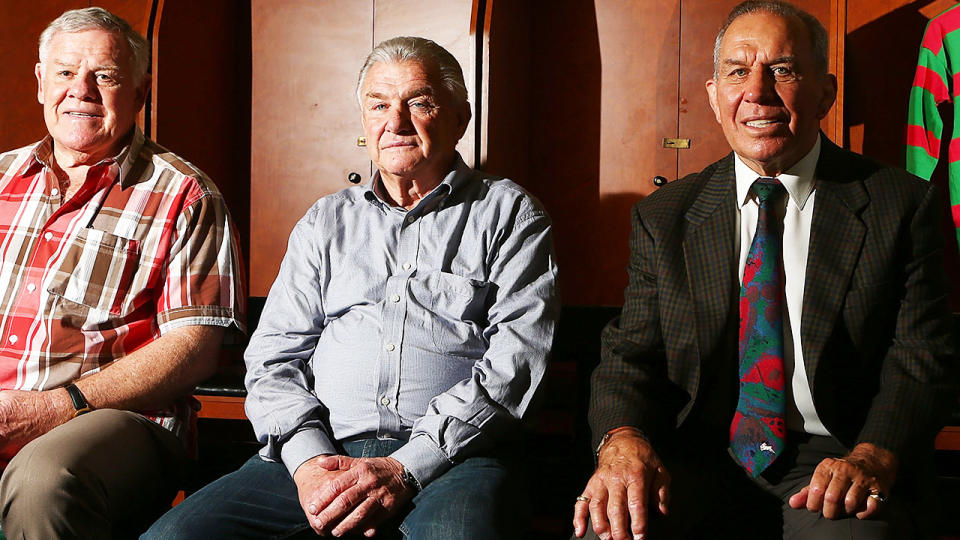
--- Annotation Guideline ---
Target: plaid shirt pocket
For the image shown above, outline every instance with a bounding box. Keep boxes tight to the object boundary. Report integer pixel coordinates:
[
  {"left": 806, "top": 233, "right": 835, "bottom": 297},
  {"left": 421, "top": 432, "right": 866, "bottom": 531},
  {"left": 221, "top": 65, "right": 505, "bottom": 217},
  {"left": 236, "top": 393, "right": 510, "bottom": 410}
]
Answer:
[{"left": 47, "top": 227, "right": 141, "bottom": 317}]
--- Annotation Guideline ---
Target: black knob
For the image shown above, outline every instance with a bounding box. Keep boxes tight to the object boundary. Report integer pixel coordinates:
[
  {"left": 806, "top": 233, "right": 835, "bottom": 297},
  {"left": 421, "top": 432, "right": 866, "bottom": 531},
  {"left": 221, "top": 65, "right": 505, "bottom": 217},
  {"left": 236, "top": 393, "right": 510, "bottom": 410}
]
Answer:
[
  {"left": 653, "top": 176, "right": 668, "bottom": 186},
  {"left": 348, "top": 172, "right": 362, "bottom": 184}
]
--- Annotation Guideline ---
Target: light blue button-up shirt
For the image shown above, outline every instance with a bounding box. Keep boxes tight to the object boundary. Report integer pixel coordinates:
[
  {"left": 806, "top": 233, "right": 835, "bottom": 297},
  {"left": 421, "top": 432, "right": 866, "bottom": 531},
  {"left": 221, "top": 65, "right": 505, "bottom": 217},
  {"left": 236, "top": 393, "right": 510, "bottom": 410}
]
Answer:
[{"left": 244, "top": 154, "right": 560, "bottom": 487}]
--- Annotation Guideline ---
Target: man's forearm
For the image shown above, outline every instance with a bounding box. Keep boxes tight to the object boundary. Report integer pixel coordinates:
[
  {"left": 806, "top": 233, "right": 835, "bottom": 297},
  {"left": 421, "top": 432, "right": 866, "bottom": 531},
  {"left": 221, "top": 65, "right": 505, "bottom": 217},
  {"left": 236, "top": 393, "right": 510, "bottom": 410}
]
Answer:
[{"left": 71, "top": 325, "right": 224, "bottom": 412}]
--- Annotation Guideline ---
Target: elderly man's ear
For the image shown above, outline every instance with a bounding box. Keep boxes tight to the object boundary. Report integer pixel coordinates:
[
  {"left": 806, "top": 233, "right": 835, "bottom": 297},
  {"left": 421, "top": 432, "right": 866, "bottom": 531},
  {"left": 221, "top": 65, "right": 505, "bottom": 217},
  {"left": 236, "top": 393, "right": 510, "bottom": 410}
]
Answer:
[
  {"left": 815, "top": 73, "right": 838, "bottom": 120},
  {"left": 135, "top": 73, "right": 152, "bottom": 112},
  {"left": 34, "top": 63, "right": 44, "bottom": 105},
  {"left": 455, "top": 102, "right": 471, "bottom": 140}
]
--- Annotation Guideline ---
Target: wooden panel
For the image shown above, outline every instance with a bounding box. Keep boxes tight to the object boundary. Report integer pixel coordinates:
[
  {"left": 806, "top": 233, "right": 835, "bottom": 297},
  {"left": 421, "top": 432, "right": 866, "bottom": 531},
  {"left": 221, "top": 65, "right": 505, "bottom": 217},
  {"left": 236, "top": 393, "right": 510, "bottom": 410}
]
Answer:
[
  {"left": 677, "top": 0, "right": 836, "bottom": 177},
  {"left": 936, "top": 425, "right": 960, "bottom": 451},
  {"left": 482, "top": 0, "right": 530, "bottom": 181},
  {"left": 373, "top": 0, "right": 478, "bottom": 167},
  {"left": 152, "top": 0, "right": 251, "bottom": 270},
  {"left": 249, "top": 0, "right": 373, "bottom": 295},
  {"left": 196, "top": 395, "right": 247, "bottom": 420},
  {"left": 515, "top": 1, "right": 679, "bottom": 305}
]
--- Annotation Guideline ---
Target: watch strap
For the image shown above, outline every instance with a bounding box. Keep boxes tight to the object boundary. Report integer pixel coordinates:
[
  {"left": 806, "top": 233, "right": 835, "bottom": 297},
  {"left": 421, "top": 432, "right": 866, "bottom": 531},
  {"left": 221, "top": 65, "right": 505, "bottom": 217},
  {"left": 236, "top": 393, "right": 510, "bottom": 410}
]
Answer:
[
  {"left": 64, "top": 383, "right": 92, "bottom": 417},
  {"left": 401, "top": 466, "right": 422, "bottom": 492}
]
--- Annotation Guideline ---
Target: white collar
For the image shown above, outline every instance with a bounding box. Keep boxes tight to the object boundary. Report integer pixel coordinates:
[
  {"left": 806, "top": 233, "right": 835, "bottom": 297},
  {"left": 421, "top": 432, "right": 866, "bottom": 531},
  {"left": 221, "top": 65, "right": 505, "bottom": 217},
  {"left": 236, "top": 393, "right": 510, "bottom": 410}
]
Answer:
[{"left": 734, "top": 135, "right": 820, "bottom": 211}]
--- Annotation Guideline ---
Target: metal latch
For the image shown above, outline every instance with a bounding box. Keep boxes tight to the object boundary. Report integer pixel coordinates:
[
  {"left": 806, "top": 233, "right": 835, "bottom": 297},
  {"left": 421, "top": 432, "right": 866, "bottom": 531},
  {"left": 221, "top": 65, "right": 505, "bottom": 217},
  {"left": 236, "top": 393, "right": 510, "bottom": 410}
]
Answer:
[{"left": 662, "top": 138, "right": 690, "bottom": 149}]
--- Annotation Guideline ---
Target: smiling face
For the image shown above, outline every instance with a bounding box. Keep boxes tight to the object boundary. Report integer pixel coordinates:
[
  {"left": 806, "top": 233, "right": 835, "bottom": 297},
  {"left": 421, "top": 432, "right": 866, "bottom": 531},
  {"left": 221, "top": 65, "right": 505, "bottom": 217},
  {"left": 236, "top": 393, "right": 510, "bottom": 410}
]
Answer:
[
  {"left": 705, "top": 11, "right": 836, "bottom": 176},
  {"left": 36, "top": 29, "right": 149, "bottom": 167},
  {"left": 360, "top": 60, "right": 469, "bottom": 186}
]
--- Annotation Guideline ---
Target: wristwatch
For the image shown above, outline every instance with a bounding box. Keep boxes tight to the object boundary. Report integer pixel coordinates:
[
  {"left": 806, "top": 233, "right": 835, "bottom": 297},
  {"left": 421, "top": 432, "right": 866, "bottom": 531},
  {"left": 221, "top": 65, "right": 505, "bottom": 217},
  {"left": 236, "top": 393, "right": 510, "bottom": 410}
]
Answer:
[
  {"left": 64, "top": 384, "right": 92, "bottom": 417},
  {"left": 401, "top": 466, "right": 422, "bottom": 493}
]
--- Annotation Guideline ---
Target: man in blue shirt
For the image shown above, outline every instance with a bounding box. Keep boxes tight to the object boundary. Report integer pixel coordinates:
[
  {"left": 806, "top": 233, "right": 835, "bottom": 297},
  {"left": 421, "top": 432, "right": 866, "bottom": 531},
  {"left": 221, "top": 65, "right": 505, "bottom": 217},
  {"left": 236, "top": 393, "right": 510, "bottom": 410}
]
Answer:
[{"left": 145, "top": 36, "right": 559, "bottom": 539}]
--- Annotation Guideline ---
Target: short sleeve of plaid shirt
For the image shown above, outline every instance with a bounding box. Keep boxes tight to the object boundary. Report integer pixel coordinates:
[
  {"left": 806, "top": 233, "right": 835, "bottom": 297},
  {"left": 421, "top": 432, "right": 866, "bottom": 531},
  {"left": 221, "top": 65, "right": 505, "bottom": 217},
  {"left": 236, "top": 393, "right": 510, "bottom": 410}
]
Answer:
[{"left": 154, "top": 175, "right": 247, "bottom": 335}]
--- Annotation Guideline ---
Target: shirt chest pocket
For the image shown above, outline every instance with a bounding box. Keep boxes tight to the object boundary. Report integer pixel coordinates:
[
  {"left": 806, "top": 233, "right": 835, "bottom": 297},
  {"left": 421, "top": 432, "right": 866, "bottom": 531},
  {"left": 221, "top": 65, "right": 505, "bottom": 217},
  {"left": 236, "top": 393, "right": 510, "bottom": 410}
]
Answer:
[
  {"left": 48, "top": 228, "right": 141, "bottom": 317},
  {"left": 414, "top": 271, "right": 491, "bottom": 358}
]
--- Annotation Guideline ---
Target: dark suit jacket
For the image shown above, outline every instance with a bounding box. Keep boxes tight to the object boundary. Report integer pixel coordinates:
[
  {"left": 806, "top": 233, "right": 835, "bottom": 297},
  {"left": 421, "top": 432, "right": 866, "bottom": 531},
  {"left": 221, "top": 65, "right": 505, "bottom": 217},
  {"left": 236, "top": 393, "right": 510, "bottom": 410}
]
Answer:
[{"left": 590, "top": 138, "right": 958, "bottom": 465}]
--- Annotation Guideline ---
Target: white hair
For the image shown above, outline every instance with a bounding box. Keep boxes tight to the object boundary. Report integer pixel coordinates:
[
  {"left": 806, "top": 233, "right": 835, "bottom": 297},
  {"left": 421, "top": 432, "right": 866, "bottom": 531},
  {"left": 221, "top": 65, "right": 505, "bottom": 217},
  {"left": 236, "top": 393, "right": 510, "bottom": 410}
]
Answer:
[
  {"left": 713, "top": 1, "right": 829, "bottom": 78},
  {"left": 39, "top": 7, "right": 150, "bottom": 85},
  {"left": 357, "top": 36, "right": 468, "bottom": 106}
]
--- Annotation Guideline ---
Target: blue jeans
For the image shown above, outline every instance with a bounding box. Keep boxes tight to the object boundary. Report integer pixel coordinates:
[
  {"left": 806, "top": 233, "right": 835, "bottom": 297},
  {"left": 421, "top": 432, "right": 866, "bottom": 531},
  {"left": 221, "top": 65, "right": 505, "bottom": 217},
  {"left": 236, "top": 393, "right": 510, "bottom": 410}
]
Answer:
[{"left": 142, "top": 438, "right": 524, "bottom": 539}]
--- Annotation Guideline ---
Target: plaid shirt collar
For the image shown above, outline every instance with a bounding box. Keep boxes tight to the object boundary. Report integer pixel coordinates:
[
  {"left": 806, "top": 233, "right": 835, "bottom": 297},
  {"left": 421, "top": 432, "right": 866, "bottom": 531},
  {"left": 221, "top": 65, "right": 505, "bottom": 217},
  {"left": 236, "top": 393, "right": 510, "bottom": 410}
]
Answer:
[{"left": 21, "top": 127, "right": 145, "bottom": 190}]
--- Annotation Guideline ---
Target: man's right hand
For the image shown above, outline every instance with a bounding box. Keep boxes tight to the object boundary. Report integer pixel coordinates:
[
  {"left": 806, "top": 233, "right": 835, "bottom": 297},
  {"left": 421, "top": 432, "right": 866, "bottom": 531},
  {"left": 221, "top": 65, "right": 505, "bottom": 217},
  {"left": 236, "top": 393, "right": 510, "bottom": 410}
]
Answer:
[
  {"left": 293, "top": 456, "right": 341, "bottom": 534},
  {"left": 572, "top": 428, "right": 670, "bottom": 540}
]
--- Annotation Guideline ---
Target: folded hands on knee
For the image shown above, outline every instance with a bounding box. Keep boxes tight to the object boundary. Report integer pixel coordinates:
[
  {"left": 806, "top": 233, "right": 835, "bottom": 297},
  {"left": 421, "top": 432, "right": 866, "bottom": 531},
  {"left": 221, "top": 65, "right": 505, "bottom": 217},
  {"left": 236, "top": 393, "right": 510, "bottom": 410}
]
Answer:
[{"left": 293, "top": 454, "right": 415, "bottom": 537}]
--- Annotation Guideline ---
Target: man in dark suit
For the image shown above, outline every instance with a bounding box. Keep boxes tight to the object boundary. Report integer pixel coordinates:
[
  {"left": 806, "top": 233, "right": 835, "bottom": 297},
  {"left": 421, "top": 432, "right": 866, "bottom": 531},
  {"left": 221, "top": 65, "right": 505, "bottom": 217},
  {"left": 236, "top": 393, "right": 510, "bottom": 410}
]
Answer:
[{"left": 573, "top": 1, "right": 957, "bottom": 539}]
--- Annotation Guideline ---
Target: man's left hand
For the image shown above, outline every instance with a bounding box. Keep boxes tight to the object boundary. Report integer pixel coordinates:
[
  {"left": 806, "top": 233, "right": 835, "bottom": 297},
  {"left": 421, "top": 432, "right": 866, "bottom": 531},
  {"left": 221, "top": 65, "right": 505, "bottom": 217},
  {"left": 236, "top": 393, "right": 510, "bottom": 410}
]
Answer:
[
  {"left": 0, "top": 389, "right": 72, "bottom": 460},
  {"left": 788, "top": 442, "right": 897, "bottom": 520},
  {"left": 304, "top": 455, "right": 415, "bottom": 537}
]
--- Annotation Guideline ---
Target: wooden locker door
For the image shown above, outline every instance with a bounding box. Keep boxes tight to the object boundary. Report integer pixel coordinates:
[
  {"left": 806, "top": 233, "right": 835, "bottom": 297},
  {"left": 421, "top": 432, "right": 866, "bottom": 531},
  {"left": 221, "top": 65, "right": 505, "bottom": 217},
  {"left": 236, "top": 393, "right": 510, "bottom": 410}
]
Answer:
[
  {"left": 516, "top": 0, "right": 680, "bottom": 305},
  {"left": 249, "top": 0, "right": 374, "bottom": 295},
  {"left": 676, "top": 0, "right": 839, "bottom": 177}
]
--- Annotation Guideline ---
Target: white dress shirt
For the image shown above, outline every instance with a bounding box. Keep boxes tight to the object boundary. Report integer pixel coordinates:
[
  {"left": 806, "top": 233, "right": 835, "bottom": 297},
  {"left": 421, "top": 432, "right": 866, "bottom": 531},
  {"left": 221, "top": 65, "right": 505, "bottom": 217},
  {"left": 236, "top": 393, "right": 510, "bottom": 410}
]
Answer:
[{"left": 734, "top": 136, "right": 831, "bottom": 436}]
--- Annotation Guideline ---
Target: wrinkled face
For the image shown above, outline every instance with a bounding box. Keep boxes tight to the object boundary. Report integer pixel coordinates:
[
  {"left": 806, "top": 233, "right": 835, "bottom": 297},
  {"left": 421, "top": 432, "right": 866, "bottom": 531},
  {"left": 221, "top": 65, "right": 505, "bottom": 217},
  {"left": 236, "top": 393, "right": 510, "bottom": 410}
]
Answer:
[
  {"left": 36, "top": 29, "right": 148, "bottom": 166},
  {"left": 705, "top": 11, "right": 836, "bottom": 175},
  {"left": 360, "top": 60, "right": 469, "bottom": 182}
]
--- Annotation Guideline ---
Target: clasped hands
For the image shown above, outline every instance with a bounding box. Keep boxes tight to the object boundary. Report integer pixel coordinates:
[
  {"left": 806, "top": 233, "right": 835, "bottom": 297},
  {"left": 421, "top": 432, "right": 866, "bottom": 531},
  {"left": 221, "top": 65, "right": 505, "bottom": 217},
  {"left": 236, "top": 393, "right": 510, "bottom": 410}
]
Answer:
[
  {"left": 572, "top": 428, "right": 895, "bottom": 540},
  {"left": 293, "top": 454, "right": 416, "bottom": 537}
]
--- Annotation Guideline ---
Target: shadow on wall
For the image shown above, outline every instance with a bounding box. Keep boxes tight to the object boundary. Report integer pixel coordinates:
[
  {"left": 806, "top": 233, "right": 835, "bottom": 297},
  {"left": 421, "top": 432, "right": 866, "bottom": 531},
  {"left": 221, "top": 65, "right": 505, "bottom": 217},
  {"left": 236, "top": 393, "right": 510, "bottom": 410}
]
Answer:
[{"left": 846, "top": 0, "right": 960, "bottom": 310}]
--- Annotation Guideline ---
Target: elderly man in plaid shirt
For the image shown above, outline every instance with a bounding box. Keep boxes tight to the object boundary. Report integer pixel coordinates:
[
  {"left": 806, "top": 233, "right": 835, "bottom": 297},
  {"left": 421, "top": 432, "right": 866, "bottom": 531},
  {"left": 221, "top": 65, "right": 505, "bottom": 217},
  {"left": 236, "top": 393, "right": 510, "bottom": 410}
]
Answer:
[{"left": 0, "top": 7, "right": 245, "bottom": 538}]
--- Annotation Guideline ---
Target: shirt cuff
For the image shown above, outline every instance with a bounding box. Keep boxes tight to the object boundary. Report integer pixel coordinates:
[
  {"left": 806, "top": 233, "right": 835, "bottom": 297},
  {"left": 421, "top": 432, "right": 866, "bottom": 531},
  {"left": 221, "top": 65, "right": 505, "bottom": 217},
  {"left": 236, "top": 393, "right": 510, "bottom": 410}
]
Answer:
[
  {"left": 279, "top": 428, "right": 339, "bottom": 477},
  {"left": 389, "top": 435, "right": 453, "bottom": 488}
]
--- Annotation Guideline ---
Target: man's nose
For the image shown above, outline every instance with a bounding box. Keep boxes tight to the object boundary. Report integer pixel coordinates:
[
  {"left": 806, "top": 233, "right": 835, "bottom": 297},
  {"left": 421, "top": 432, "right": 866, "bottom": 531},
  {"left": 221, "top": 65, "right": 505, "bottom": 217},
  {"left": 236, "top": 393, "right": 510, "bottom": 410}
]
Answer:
[
  {"left": 743, "top": 70, "right": 776, "bottom": 102},
  {"left": 67, "top": 72, "right": 98, "bottom": 101},
  {"left": 385, "top": 106, "right": 412, "bottom": 132}
]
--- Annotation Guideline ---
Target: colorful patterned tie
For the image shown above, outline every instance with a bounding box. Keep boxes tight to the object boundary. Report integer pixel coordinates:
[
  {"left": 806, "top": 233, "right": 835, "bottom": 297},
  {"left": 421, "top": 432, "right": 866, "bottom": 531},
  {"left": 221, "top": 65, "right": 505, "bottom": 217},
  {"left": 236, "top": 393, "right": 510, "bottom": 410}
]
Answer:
[{"left": 730, "top": 177, "right": 787, "bottom": 477}]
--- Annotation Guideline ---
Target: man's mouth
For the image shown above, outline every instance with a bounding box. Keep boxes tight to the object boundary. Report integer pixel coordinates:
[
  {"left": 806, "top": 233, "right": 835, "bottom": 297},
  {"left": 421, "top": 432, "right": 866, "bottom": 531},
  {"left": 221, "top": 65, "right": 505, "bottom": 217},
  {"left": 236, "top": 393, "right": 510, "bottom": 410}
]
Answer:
[
  {"left": 382, "top": 141, "right": 415, "bottom": 149},
  {"left": 744, "top": 119, "right": 780, "bottom": 128},
  {"left": 64, "top": 112, "right": 102, "bottom": 118}
]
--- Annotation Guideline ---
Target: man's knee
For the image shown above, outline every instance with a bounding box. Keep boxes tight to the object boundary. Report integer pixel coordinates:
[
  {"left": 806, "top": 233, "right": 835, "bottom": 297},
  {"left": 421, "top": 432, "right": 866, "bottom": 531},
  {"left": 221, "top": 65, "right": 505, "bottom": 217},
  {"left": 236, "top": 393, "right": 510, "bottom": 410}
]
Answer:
[
  {"left": 404, "top": 456, "right": 523, "bottom": 539},
  {"left": 1, "top": 421, "right": 110, "bottom": 536},
  {"left": 1, "top": 409, "right": 182, "bottom": 537}
]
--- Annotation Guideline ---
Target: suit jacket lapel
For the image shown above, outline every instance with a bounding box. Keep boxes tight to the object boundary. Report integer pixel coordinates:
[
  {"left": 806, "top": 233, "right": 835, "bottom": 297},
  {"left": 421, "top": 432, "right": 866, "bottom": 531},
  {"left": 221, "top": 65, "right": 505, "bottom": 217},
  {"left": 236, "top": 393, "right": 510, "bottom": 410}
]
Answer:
[
  {"left": 683, "top": 155, "right": 738, "bottom": 389},
  {"left": 801, "top": 140, "right": 869, "bottom": 386}
]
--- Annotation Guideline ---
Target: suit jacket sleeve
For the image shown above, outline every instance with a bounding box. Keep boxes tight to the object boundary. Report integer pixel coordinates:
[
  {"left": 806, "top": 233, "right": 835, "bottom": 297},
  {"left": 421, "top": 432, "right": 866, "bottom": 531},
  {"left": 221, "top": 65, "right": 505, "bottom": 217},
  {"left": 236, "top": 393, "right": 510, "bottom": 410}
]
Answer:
[
  {"left": 588, "top": 200, "right": 689, "bottom": 450},
  {"left": 854, "top": 180, "right": 958, "bottom": 458}
]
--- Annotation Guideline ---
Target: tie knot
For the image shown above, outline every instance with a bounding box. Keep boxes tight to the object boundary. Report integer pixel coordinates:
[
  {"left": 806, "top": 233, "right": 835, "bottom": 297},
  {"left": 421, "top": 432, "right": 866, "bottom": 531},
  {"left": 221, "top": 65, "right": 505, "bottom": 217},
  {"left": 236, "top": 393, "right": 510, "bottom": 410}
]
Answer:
[{"left": 751, "top": 177, "right": 785, "bottom": 205}]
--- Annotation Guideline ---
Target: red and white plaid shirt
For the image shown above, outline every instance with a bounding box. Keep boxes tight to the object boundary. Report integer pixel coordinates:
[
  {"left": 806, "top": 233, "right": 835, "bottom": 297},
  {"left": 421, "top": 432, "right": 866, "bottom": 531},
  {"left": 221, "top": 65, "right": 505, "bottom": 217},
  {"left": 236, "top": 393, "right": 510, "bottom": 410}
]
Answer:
[{"left": 0, "top": 128, "right": 246, "bottom": 448}]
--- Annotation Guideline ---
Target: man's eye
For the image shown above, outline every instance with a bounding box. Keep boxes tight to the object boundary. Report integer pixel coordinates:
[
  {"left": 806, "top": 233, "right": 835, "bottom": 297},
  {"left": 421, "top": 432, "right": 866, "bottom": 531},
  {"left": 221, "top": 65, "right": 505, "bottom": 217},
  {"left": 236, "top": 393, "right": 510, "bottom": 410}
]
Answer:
[
  {"left": 773, "top": 66, "right": 794, "bottom": 77},
  {"left": 730, "top": 68, "right": 748, "bottom": 77},
  {"left": 371, "top": 103, "right": 387, "bottom": 111},
  {"left": 57, "top": 70, "right": 73, "bottom": 77},
  {"left": 96, "top": 74, "right": 116, "bottom": 84}
]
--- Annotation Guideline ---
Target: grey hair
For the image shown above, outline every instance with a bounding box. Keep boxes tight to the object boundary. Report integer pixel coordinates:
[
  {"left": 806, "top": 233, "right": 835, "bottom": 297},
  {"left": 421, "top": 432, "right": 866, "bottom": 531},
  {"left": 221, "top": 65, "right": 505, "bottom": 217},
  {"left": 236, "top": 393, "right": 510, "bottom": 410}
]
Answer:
[
  {"left": 39, "top": 7, "right": 150, "bottom": 86},
  {"left": 356, "top": 36, "right": 468, "bottom": 106},
  {"left": 713, "top": 1, "right": 829, "bottom": 78}
]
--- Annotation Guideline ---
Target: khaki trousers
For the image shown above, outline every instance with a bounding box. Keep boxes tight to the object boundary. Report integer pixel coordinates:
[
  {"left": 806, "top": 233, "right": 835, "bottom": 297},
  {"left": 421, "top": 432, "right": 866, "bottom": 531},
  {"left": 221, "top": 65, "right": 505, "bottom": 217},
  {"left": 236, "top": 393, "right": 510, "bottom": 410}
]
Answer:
[{"left": 0, "top": 409, "right": 186, "bottom": 539}]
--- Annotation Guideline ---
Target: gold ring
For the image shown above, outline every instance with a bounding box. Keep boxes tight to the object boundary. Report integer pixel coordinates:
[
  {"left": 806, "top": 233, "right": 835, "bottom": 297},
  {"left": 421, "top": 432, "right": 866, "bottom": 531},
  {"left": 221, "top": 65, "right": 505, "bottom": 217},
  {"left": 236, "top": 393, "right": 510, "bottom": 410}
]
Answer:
[
  {"left": 575, "top": 496, "right": 591, "bottom": 503},
  {"left": 868, "top": 489, "right": 886, "bottom": 503}
]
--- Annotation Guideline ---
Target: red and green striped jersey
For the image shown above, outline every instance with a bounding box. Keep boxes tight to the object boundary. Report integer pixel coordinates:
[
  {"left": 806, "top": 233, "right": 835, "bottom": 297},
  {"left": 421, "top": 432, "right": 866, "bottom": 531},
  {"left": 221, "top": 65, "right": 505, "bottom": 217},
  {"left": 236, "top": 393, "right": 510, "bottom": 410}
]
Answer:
[{"left": 907, "top": 3, "right": 960, "bottom": 250}]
